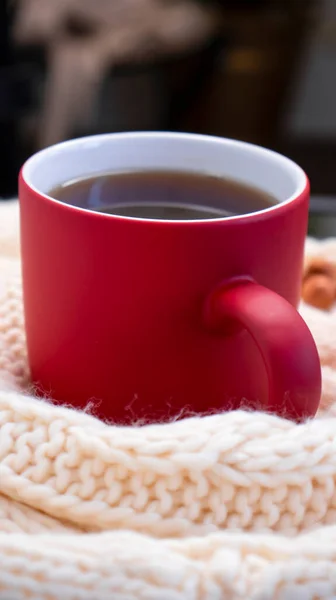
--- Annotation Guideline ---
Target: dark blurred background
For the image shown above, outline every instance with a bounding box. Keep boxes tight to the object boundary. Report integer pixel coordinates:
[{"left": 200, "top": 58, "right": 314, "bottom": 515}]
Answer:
[{"left": 1, "top": 0, "right": 335, "bottom": 233}]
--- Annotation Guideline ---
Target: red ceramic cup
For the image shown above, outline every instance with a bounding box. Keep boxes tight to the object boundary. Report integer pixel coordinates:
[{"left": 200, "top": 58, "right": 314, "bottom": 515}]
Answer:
[{"left": 19, "top": 132, "right": 321, "bottom": 423}]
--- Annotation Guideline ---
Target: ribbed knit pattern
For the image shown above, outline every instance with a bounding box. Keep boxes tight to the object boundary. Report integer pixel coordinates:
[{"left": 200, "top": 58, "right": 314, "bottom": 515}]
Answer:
[{"left": 1, "top": 201, "right": 336, "bottom": 599}]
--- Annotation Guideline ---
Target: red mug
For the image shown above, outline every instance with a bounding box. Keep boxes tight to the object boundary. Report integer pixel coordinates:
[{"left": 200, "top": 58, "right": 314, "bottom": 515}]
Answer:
[{"left": 19, "top": 132, "right": 321, "bottom": 422}]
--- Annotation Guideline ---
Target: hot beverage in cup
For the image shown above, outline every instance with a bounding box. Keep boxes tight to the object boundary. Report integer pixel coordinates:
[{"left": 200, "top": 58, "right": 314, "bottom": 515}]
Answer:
[
  {"left": 50, "top": 170, "right": 277, "bottom": 220},
  {"left": 19, "top": 133, "right": 321, "bottom": 423}
]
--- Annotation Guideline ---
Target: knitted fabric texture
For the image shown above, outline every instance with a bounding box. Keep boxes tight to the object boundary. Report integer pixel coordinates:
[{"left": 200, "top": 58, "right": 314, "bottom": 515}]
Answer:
[{"left": 1, "top": 201, "right": 336, "bottom": 598}]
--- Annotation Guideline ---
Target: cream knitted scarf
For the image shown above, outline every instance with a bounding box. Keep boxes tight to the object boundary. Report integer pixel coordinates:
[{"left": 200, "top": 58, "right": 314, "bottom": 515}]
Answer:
[{"left": 1, "top": 200, "right": 336, "bottom": 599}]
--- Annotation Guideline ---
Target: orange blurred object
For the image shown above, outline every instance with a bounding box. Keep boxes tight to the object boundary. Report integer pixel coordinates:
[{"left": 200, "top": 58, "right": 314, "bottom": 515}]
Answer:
[{"left": 302, "top": 259, "right": 336, "bottom": 310}]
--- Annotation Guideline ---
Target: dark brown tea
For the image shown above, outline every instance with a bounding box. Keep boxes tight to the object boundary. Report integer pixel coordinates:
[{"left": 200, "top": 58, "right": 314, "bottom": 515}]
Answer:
[{"left": 50, "top": 170, "right": 278, "bottom": 220}]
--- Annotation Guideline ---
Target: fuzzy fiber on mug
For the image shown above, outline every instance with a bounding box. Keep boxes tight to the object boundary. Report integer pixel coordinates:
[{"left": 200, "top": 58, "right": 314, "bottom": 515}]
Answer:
[{"left": 1, "top": 201, "right": 336, "bottom": 599}]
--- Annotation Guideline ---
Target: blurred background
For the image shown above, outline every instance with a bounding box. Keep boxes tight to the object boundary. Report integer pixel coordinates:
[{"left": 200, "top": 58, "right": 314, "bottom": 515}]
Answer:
[{"left": 1, "top": 0, "right": 335, "bottom": 235}]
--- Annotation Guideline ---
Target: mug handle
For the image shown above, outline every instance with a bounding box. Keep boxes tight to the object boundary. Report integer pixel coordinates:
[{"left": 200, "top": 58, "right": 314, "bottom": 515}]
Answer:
[{"left": 204, "top": 277, "right": 321, "bottom": 421}]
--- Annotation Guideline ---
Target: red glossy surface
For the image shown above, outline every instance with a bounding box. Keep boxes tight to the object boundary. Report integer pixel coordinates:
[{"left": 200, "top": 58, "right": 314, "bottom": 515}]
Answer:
[
  {"left": 205, "top": 278, "right": 321, "bottom": 420},
  {"left": 19, "top": 154, "right": 320, "bottom": 423}
]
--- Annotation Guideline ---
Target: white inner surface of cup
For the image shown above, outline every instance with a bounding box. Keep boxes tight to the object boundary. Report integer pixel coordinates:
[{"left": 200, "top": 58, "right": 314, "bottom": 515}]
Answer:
[{"left": 22, "top": 133, "right": 307, "bottom": 218}]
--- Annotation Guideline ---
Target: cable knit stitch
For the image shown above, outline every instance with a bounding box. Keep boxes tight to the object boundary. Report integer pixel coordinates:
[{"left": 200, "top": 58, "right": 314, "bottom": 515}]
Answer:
[{"left": 1, "top": 201, "right": 336, "bottom": 598}]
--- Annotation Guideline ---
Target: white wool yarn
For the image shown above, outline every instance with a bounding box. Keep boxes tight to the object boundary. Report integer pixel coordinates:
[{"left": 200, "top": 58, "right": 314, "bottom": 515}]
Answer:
[{"left": 1, "top": 202, "right": 336, "bottom": 599}]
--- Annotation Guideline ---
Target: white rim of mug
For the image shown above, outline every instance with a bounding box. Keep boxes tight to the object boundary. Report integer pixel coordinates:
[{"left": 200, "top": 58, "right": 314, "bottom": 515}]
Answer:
[{"left": 21, "top": 132, "right": 309, "bottom": 225}]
